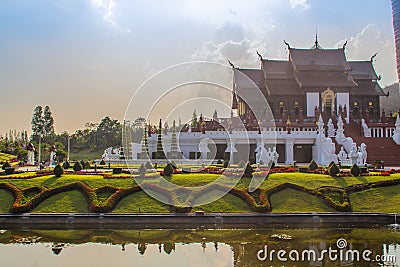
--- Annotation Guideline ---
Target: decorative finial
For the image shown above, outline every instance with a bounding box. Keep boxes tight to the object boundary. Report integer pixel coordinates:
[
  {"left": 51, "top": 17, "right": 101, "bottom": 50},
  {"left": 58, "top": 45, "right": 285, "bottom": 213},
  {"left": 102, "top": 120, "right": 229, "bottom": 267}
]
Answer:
[
  {"left": 256, "top": 51, "right": 263, "bottom": 60},
  {"left": 313, "top": 28, "right": 321, "bottom": 49},
  {"left": 370, "top": 53, "right": 378, "bottom": 62},
  {"left": 283, "top": 40, "right": 291, "bottom": 50},
  {"left": 227, "top": 60, "right": 235, "bottom": 68}
]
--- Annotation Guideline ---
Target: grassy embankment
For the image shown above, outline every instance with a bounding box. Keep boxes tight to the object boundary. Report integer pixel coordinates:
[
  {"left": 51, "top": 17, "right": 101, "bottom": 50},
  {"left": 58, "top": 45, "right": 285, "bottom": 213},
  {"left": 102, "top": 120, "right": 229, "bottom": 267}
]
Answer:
[{"left": 0, "top": 172, "right": 399, "bottom": 213}]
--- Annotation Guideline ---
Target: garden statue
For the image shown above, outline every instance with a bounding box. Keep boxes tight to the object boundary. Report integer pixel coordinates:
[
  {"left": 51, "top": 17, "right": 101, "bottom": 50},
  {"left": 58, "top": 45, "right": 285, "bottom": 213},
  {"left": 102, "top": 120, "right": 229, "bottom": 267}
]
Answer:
[
  {"left": 49, "top": 145, "right": 57, "bottom": 167},
  {"left": 338, "top": 146, "right": 348, "bottom": 164},
  {"left": 272, "top": 147, "right": 279, "bottom": 165},
  {"left": 349, "top": 143, "right": 359, "bottom": 165},
  {"left": 27, "top": 142, "right": 35, "bottom": 165},
  {"left": 256, "top": 144, "right": 272, "bottom": 165},
  {"left": 327, "top": 118, "right": 335, "bottom": 137},
  {"left": 357, "top": 143, "right": 368, "bottom": 165},
  {"left": 335, "top": 116, "right": 354, "bottom": 153},
  {"left": 361, "top": 119, "right": 371, "bottom": 137}
]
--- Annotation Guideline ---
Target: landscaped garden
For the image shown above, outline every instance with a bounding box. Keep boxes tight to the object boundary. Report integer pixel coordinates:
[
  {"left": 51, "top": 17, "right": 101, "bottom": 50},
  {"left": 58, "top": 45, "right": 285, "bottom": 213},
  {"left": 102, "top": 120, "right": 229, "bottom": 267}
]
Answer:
[{"left": 1, "top": 159, "right": 400, "bottom": 214}]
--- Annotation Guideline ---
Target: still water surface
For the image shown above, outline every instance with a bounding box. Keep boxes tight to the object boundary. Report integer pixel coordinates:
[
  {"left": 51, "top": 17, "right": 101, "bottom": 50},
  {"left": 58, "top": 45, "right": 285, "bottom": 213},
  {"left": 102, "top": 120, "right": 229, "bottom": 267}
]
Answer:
[{"left": 0, "top": 228, "right": 399, "bottom": 267}]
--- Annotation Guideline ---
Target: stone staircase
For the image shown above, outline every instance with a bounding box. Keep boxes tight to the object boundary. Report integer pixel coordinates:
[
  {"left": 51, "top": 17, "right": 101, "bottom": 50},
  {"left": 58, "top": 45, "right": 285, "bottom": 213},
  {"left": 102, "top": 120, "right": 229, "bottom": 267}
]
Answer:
[{"left": 342, "top": 121, "right": 400, "bottom": 166}]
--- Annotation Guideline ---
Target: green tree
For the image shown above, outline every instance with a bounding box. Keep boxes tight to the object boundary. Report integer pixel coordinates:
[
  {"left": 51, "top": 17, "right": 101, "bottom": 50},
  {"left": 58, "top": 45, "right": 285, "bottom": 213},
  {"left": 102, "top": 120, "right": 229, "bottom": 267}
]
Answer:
[
  {"left": 31, "top": 106, "right": 44, "bottom": 142},
  {"left": 156, "top": 119, "right": 165, "bottom": 159},
  {"left": 43, "top": 106, "right": 55, "bottom": 139}
]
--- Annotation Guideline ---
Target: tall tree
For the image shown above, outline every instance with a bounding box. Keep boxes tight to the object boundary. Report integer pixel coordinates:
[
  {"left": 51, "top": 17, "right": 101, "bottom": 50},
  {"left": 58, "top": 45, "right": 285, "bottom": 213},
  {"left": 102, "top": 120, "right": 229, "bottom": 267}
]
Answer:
[
  {"left": 31, "top": 106, "right": 44, "bottom": 142},
  {"left": 43, "top": 106, "right": 55, "bottom": 142}
]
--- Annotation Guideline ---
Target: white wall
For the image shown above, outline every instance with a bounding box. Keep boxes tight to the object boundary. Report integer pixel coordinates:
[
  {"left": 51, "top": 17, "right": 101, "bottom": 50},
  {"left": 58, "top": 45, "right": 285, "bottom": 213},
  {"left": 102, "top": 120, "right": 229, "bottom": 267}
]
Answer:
[
  {"left": 336, "top": 93, "right": 349, "bottom": 122},
  {"left": 306, "top": 92, "right": 319, "bottom": 117}
]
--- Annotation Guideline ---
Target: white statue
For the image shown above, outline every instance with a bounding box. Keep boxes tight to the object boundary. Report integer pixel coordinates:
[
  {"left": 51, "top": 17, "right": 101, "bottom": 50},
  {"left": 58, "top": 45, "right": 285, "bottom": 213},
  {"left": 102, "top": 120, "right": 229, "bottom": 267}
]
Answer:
[
  {"left": 272, "top": 147, "right": 279, "bottom": 165},
  {"left": 349, "top": 143, "right": 359, "bottom": 165},
  {"left": 361, "top": 119, "right": 371, "bottom": 137},
  {"left": 27, "top": 142, "right": 35, "bottom": 165},
  {"left": 338, "top": 146, "right": 348, "bottom": 164},
  {"left": 256, "top": 144, "right": 272, "bottom": 165},
  {"left": 393, "top": 113, "right": 400, "bottom": 145},
  {"left": 49, "top": 145, "right": 57, "bottom": 167},
  {"left": 327, "top": 118, "right": 335, "bottom": 137},
  {"left": 357, "top": 143, "right": 368, "bottom": 165},
  {"left": 315, "top": 115, "right": 338, "bottom": 165},
  {"left": 335, "top": 116, "right": 354, "bottom": 153}
]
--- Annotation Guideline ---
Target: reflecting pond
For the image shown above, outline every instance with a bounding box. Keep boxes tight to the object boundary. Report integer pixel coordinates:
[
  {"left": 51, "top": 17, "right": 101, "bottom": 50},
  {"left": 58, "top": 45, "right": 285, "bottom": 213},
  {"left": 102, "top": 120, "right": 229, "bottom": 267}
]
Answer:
[{"left": 0, "top": 228, "right": 399, "bottom": 266}]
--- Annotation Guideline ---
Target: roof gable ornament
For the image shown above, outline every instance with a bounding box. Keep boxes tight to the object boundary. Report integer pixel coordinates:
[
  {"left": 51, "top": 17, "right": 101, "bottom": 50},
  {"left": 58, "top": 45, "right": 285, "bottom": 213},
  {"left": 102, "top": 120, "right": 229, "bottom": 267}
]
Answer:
[
  {"left": 370, "top": 53, "right": 378, "bottom": 62},
  {"left": 227, "top": 60, "right": 235, "bottom": 69},
  {"left": 342, "top": 40, "right": 348, "bottom": 50},
  {"left": 283, "top": 40, "right": 291, "bottom": 50},
  {"left": 256, "top": 51, "right": 263, "bottom": 61}
]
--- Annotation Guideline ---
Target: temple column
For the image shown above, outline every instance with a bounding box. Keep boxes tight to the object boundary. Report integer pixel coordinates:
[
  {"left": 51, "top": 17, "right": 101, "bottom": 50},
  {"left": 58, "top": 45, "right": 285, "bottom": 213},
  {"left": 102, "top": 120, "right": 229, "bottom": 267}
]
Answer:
[{"left": 285, "top": 136, "right": 294, "bottom": 165}]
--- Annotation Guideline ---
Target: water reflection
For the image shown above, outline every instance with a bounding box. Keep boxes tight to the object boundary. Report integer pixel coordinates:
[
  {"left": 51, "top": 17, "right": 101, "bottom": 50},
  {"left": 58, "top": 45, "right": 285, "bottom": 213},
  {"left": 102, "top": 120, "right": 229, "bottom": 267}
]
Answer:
[{"left": 0, "top": 228, "right": 398, "bottom": 267}]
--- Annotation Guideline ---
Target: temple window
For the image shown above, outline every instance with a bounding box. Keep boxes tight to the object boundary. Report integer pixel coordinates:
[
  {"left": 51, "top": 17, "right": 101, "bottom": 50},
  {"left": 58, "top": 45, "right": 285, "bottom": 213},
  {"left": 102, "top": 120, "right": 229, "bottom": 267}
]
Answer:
[
  {"left": 294, "top": 101, "right": 299, "bottom": 115},
  {"left": 279, "top": 101, "right": 285, "bottom": 115}
]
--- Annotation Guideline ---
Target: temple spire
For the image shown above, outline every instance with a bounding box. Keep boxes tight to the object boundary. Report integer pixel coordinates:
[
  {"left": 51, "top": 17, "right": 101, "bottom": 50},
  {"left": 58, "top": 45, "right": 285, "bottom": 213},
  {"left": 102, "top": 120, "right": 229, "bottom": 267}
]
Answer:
[{"left": 312, "top": 28, "right": 322, "bottom": 49}]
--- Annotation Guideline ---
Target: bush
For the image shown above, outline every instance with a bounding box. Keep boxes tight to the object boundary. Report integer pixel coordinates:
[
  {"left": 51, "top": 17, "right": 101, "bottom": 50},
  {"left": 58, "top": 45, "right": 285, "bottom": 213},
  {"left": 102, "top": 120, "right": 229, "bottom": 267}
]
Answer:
[
  {"left": 145, "top": 161, "right": 153, "bottom": 169},
  {"left": 2, "top": 161, "right": 11, "bottom": 170},
  {"left": 99, "top": 160, "right": 106, "bottom": 165},
  {"left": 85, "top": 161, "right": 91, "bottom": 169},
  {"left": 80, "top": 160, "right": 86, "bottom": 169},
  {"left": 113, "top": 168, "right": 122, "bottom": 174},
  {"left": 328, "top": 161, "right": 335, "bottom": 168},
  {"left": 270, "top": 161, "right": 275, "bottom": 169},
  {"left": 216, "top": 159, "right": 223, "bottom": 164},
  {"left": 63, "top": 161, "right": 70, "bottom": 169},
  {"left": 238, "top": 161, "right": 246, "bottom": 168},
  {"left": 309, "top": 160, "right": 318, "bottom": 171},
  {"left": 329, "top": 163, "right": 340, "bottom": 177},
  {"left": 5, "top": 167, "right": 15, "bottom": 175},
  {"left": 138, "top": 164, "right": 147, "bottom": 176},
  {"left": 351, "top": 164, "right": 361, "bottom": 177},
  {"left": 223, "top": 159, "right": 229, "bottom": 168},
  {"left": 73, "top": 162, "right": 83, "bottom": 172},
  {"left": 244, "top": 162, "right": 253, "bottom": 176},
  {"left": 53, "top": 164, "right": 64, "bottom": 177},
  {"left": 163, "top": 163, "right": 174, "bottom": 176},
  {"left": 298, "top": 166, "right": 308, "bottom": 173}
]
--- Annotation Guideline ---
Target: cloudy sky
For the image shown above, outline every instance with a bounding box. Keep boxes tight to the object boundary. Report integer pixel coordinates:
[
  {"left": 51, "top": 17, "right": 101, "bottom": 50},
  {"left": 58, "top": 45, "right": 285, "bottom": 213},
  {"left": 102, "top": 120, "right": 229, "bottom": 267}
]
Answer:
[{"left": 0, "top": 0, "right": 397, "bottom": 134}]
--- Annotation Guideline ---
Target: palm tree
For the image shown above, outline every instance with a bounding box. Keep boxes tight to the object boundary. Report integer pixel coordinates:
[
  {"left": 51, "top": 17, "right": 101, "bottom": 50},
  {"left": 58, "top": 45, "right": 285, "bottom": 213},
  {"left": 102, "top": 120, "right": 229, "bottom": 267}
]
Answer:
[{"left": 392, "top": 0, "right": 400, "bottom": 82}]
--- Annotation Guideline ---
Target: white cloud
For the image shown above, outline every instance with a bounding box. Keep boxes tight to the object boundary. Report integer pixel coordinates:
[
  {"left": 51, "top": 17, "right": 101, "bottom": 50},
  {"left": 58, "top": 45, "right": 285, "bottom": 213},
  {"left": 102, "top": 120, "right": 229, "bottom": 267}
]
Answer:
[
  {"left": 335, "top": 24, "right": 397, "bottom": 86},
  {"left": 191, "top": 38, "right": 267, "bottom": 67},
  {"left": 289, "top": 0, "right": 310, "bottom": 9},
  {"left": 90, "top": 0, "right": 130, "bottom": 32}
]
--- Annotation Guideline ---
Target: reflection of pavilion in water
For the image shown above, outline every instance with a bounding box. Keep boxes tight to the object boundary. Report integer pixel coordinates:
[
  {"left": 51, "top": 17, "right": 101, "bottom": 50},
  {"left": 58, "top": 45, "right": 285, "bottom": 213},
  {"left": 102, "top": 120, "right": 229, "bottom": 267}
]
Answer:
[{"left": 3, "top": 229, "right": 399, "bottom": 266}]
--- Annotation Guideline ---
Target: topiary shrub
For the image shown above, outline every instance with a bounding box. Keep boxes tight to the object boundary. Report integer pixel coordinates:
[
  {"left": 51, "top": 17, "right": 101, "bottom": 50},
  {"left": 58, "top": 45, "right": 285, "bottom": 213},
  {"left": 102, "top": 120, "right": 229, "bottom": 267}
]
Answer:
[
  {"left": 238, "top": 160, "right": 246, "bottom": 168},
  {"left": 309, "top": 160, "right": 318, "bottom": 171},
  {"left": 138, "top": 164, "right": 147, "bottom": 177},
  {"left": 328, "top": 161, "right": 335, "bottom": 168},
  {"left": 73, "top": 162, "right": 83, "bottom": 172},
  {"left": 99, "top": 160, "right": 106, "bottom": 165},
  {"left": 5, "top": 167, "right": 15, "bottom": 175},
  {"left": 63, "top": 161, "right": 70, "bottom": 169},
  {"left": 223, "top": 159, "right": 229, "bottom": 168},
  {"left": 2, "top": 161, "right": 11, "bottom": 170},
  {"left": 351, "top": 164, "right": 361, "bottom": 177},
  {"left": 244, "top": 162, "right": 253, "bottom": 177},
  {"left": 329, "top": 163, "right": 340, "bottom": 177},
  {"left": 113, "top": 168, "right": 122, "bottom": 174},
  {"left": 53, "top": 164, "right": 64, "bottom": 177},
  {"left": 80, "top": 160, "right": 86, "bottom": 169},
  {"left": 270, "top": 161, "right": 275, "bottom": 169},
  {"left": 145, "top": 161, "right": 153, "bottom": 169},
  {"left": 163, "top": 163, "right": 174, "bottom": 176},
  {"left": 216, "top": 159, "right": 223, "bottom": 164},
  {"left": 85, "top": 161, "right": 91, "bottom": 170}
]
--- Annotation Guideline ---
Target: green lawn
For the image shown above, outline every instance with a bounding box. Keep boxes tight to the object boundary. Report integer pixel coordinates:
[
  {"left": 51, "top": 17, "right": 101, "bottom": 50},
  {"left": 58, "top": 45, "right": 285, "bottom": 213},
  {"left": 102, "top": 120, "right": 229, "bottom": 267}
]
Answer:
[
  {"left": 32, "top": 191, "right": 88, "bottom": 213},
  {"left": 350, "top": 184, "right": 400, "bottom": 213},
  {"left": 112, "top": 191, "right": 170, "bottom": 213},
  {"left": 270, "top": 188, "right": 333, "bottom": 212},
  {"left": 0, "top": 172, "right": 399, "bottom": 213}
]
